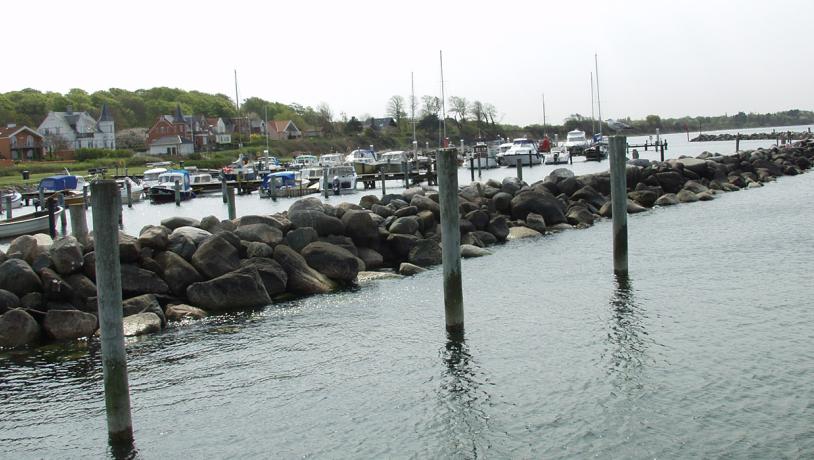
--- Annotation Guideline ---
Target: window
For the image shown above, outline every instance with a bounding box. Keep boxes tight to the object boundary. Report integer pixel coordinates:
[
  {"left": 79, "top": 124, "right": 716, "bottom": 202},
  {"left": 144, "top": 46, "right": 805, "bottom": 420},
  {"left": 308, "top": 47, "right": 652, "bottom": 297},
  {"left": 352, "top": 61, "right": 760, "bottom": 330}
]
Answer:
[
  {"left": 10, "top": 136, "right": 17, "bottom": 148},
  {"left": 26, "top": 135, "right": 34, "bottom": 147}
]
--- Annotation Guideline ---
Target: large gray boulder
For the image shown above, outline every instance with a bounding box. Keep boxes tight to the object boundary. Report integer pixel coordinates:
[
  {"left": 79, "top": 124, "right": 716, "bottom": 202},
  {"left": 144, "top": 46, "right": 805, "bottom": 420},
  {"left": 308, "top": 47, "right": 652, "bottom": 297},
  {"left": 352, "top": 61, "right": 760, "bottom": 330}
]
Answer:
[
  {"left": 161, "top": 216, "right": 201, "bottom": 230},
  {"left": 655, "top": 171, "right": 686, "bottom": 194},
  {"left": 240, "top": 258, "right": 288, "bottom": 297},
  {"left": 242, "top": 241, "right": 275, "bottom": 259},
  {"left": 492, "top": 192, "right": 513, "bottom": 214},
  {"left": 486, "top": 216, "right": 510, "bottom": 242},
  {"left": 411, "top": 195, "right": 441, "bottom": 219},
  {"left": 357, "top": 247, "right": 384, "bottom": 270},
  {"left": 301, "top": 242, "right": 360, "bottom": 282},
  {"left": 289, "top": 210, "right": 345, "bottom": 236},
  {"left": 389, "top": 216, "right": 421, "bottom": 235},
  {"left": 570, "top": 186, "right": 607, "bottom": 210},
  {"left": 655, "top": 193, "right": 679, "bottom": 206},
  {"left": 398, "top": 262, "right": 427, "bottom": 276},
  {"left": 39, "top": 268, "right": 74, "bottom": 302},
  {"left": 628, "top": 190, "right": 658, "bottom": 208},
  {"left": 510, "top": 191, "right": 566, "bottom": 226},
  {"left": 122, "top": 294, "right": 166, "bottom": 327},
  {"left": 191, "top": 234, "right": 240, "bottom": 280},
  {"left": 187, "top": 268, "right": 271, "bottom": 312},
  {"left": 0, "top": 309, "right": 41, "bottom": 347},
  {"left": 122, "top": 312, "right": 162, "bottom": 337},
  {"left": 288, "top": 197, "right": 325, "bottom": 214},
  {"left": 408, "top": 239, "right": 442, "bottom": 267},
  {"left": 0, "top": 289, "right": 20, "bottom": 314},
  {"left": 461, "top": 244, "right": 492, "bottom": 258},
  {"left": 677, "top": 189, "right": 699, "bottom": 203},
  {"left": 43, "top": 310, "right": 97, "bottom": 340},
  {"left": 234, "top": 215, "right": 290, "bottom": 233},
  {"left": 63, "top": 273, "right": 97, "bottom": 311},
  {"left": 154, "top": 251, "right": 203, "bottom": 297},
  {"left": 49, "top": 236, "right": 84, "bottom": 275},
  {"left": 121, "top": 264, "right": 170, "bottom": 298},
  {"left": 118, "top": 232, "right": 141, "bottom": 263},
  {"left": 507, "top": 226, "right": 543, "bottom": 240},
  {"left": 524, "top": 213, "right": 547, "bottom": 234},
  {"left": 0, "top": 259, "right": 42, "bottom": 296},
  {"left": 165, "top": 304, "right": 207, "bottom": 321},
  {"left": 283, "top": 227, "right": 319, "bottom": 253},
  {"left": 138, "top": 225, "right": 170, "bottom": 251},
  {"left": 566, "top": 205, "right": 595, "bottom": 226},
  {"left": 235, "top": 223, "right": 283, "bottom": 246},
  {"left": 273, "top": 245, "right": 336, "bottom": 295},
  {"left": 387, "top": 233, "right": 420, "bottom": 259},
  {"left": 341, "top": 210, "right": 379, "bottom": 247},
  {"left": 7, "top": 234, "right": 52, "bottom": 266},
  {"left": 359, "top": 195, "right": 380, "bottom": 210}
]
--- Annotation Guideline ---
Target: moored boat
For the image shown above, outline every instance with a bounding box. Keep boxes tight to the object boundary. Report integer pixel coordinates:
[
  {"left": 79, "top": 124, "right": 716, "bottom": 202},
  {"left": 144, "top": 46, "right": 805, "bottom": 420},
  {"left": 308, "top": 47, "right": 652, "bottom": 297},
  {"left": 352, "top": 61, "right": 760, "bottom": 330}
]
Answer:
[
  {"left": 146, "top": 170, "right": 195, "bottom": 203},
  {"left": 544, "top": 146, "right": 571, "bottom": 165},
  {"left": 0, "top": 207, "right": 62, "bottom": 239},
  {"left": 377, "top": 151, "right": 412, "bottom": 173},
  {"left": 320, "top": 164, "right": 358, "bottom": 195},
  {"left": 117, "top": 177, "right": 144, "bottom": 202},
  {"left": 496, "top": 138, "right": 542, "bottom": 166},
  {"left": 0, "top": 189, "right": 23, "bottom": 209},
  {"left": 565, "top": 129, "right": 590, "bottom": 154},
  {"left": 346, "top": 149, "right": 378, "bottom": 175}
]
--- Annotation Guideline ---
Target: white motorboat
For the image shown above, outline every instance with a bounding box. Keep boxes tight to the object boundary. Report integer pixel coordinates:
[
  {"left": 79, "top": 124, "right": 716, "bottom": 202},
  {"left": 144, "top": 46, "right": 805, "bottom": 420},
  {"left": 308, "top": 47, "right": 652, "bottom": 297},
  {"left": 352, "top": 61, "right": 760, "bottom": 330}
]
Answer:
[
  {"left": 117, "top": 177, "right": 144, "bottom": 202},
  {"left": 470, "top": 142, "right": 499, "bottom": 169},
  {"left": 0, "top": 207, "right": 62, "bottom": 239},
  {"left": 345, "top": 149, "right": 378, "bottom": 175},
  {"left": 291, "top": 154, "right": 319, "bottom": 170},
  {"left": 544, "top": 146, "right": 571, "bottom": 165},
  {"left": 496, "top": 138, "right": 543, "bottom": 166},
  {"left": 564, "top": 130, "right": 590, "bottom": 154},
  {"left": 319, "top": 153, "right": 345, "bottom": 167},
  {"left": 299, "top": 166, "right": 325, "bottom": 187},
  {"left": 321, "top": 164, "right": 358, "bottom": 195},
  {"left": 146, "top": 170, "right": 195, "bottom": 203},
  {"left": 0, "top": 190, "right": 23, "bottom": 209},
  {"left": 378, "top": 151, "right": 413, "bottom": 173},
  {"left": 142, "top": 167, "right": 168, "bottom": 189}
]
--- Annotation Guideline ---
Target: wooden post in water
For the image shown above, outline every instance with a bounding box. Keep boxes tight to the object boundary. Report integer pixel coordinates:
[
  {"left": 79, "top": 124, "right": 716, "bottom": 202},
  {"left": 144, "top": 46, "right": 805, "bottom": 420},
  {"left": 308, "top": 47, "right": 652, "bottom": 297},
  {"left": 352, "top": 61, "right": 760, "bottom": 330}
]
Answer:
[
  {"left": 437, "top": 148, "right": 464, "bottom": 333},
  {"left": 227, "top": 186, "right": 236, "bottom": 220},
  {"left": 380, "top": 168, "right": 386, "bottom": 197},
  {"left": 402, "top": 161, "right": 409, "bottom": 188},
  {"left": 125, "top": 180, "right": 133, "bottom": 208},
  {"left": 516, "top": 158, "right": 523, "bottom": 181},
  {"left": 57, "top": 193, "right": 67, "bottom": 232},
  {"left": 221, "top": 176, "right": 228, "bottom": 203},
  {"left": 83, "top": 184, "right": 89, "bottom": 209},
  {"left": 90, "top": 180, "right": 134, "bottom": 445},
  {"left": 660, "top": 143, "right": 665, "bottom": 162},
  {"left": 38, "top": 188, "right": 45, "bottom": 211},
  {"left": 477, "top": 153, "right": 482, "bottom": 179},
  {"left": 735, "top": 133, "right": 740, "bottom": 153},
  {"left": 469, "top": 157, "right": 475, "bottom": 182},
  {"left": 47, "top": 198, "right": 56, "bottom": 238},
  {"left": 174, "top": 181, "right": 181, "bottom": 206},
  {"left": 4, "top": 195, "right": 11, "bottom": 219},
  {"left": 270, "top": 176, "right": 277, "bottom": 202},
  {"left": 69, "top": 203, "right": 89, "bottom": 247},
  {"left": 609, "top": 136, "right": 628, "bottom": 276},
  {"left": 528, "top": 150, "right": 533, "bottom": 168},
  {"left": 323, "top": 168, "right": 330, "bottom": 199}
]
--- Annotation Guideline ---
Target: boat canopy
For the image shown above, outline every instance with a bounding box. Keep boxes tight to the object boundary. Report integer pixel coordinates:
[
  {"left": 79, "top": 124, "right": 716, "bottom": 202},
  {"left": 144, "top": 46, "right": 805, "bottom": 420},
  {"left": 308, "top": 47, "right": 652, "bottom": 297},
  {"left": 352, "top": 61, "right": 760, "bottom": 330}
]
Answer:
[
  {"left": 38, "top": 175, "right": 81, "bottom": 191},
  {"left": 262, "top": 171, "right": 298, "bottom": 188}
]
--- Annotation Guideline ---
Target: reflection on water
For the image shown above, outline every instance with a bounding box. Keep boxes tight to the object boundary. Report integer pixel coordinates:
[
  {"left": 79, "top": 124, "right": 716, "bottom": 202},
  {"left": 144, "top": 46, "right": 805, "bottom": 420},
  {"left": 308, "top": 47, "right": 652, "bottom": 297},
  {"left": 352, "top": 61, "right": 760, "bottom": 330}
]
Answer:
[
  {"left": 437, "top": 331, "right": 493, "bottom": 458},
  {"left": 604, "top": 274, "right": 652, "bottom": 390},
  {"left": 108, "top": 438, "right": 140, "bottom": 460}
]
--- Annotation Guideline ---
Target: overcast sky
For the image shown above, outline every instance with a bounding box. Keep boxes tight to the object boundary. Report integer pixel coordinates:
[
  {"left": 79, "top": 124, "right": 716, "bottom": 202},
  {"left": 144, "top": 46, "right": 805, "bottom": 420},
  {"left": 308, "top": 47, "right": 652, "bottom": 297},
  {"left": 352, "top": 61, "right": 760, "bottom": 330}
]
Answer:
[{"left": 4, "top": 0, "right": 811, "bottom": 126}]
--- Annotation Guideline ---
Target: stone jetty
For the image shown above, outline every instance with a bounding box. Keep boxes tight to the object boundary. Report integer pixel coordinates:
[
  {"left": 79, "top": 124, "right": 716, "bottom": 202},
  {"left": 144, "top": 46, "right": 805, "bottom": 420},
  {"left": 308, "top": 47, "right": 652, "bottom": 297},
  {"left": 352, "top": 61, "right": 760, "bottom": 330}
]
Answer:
[
  {"left": 691, "top": 131, "right": 811, "bottom": 142},
  {"left": 2, "top": 140, "right": 814, "bottom": 348}
]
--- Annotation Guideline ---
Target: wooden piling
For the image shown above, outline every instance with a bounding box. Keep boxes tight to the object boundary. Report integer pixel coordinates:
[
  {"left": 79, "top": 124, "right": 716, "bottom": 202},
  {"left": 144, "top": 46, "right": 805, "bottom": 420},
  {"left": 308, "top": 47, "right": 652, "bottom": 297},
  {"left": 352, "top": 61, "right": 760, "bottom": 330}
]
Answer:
[
  {"left": 38, "top": 189, "right": 45, "bottom": 211},
  {"left": 735, "top": 133, "right": 740, "bottom": 153},
  {"left": 528, "top": 150, "right": 533, "bottom": 168},
  {"left": 609, "top": 136, "right": 628, "bottom": 276},
  {"left": 227, "top": 186, "right": 236, "bottom": 220},
  {"left": 660, "top": 143, "right": 665, "bottom": 162},
  {"left": 323, "top": 168, "right": 330, "bottom": 199},
  {"left": 47, "top": 198, "right": 56, "bottom": 238},
  {"left": 516, "top": 158, "right": 523, "bottom": 181},
  {"left": 270, "top": 176, "right": 277, "bottom": 202},
  {"left": 69, "top": 203, "right": 89, "bottom": 247},
  {"left": 57, "top": 193, "right": 67, "bottom": 232},
  {"left": 4, "top": 195, "right": 11, "bottom": 219},
  {"left": 469, "top": 157, "right": 475, "bottom": 182},
  {"left": 221, "top": 176, "right": 228, "bottom": 203},
  {"left": 477, "top": 154, "right": 482, "bottom": 179},
  {"left": 90, "top": 180, "right": 134, "bottom": 445},
  {"left": 380, "top": 168, "right": 386, "bottom": 197},
  {"left": 83, "top": 184, "right": 89, "bottom": 209},
  {"left": 174, "top": 181, "right": 181, "bottom": 206},
  {"left": 125, "top": 180, "right": 133, "bottom": 208},
  {"left": 402, "top": 161, "right": 409, "bottom": 188},
  {"left": 438, "top": 148, "right": 464, "bottom": 333}
]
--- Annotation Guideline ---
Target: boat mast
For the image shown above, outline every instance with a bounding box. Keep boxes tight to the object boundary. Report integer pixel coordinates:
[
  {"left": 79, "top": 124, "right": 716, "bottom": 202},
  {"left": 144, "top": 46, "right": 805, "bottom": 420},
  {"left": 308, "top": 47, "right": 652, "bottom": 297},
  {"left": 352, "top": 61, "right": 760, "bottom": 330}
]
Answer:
[
  {"left": 542, "top": 93, "right": 546, "bottom": 136},
  {"left": 234, "top": 69, "right": 242, "bottom": 146},
  {"left": 590, "top": 71, "right": 596, "bottom": 134},
  {"left": 411, "top": 71, "right": 417, "bottom": 148},
  {"left": 440, "top": 50, "right": 447, "bottom": 144},
  {"left": 594, "top": 54, "right": 602, "bottom": 135}
]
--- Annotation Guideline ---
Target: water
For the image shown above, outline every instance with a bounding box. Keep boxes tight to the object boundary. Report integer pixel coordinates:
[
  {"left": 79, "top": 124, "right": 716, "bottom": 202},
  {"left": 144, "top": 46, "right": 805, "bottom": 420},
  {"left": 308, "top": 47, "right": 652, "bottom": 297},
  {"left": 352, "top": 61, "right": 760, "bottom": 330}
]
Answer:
[{"left": 1, "top": 138, "right": 813, "bottom": 458}]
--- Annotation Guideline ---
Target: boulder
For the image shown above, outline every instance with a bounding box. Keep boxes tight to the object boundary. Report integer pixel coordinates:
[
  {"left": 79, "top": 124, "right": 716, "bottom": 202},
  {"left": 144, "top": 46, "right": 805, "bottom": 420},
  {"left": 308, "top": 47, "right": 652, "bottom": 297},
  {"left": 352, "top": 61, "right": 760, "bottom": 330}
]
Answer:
[
  {"left": 6, "top": 234, "right": 49, "bottom": 266},
  {"left": 359, "top": 194, "right": 380, "bottom": 210},
  {"left": 121, "top": 264, "right": 170, "bottom": 298},
  {"left": 465, "top": 210, "right": 490, "bottom": 230},
  {"left": 154, "top": 250, "right": 203, "bottom": 297},
  {"left": 471, "top": 230, "right": 498, "bottom": 246},
  {"left": 399, "top": 262, "right": 428, "bottom": 276},
  {"left": 371, "top": 203, "right": 394, "bottom": 218},
  {"left": 0, "top": 289, "right": 20, "bottom": 314},
  {"left": 234, "top": 215, "right": 290, "bottom": 233},
  {"left": 49, "top": 236, "right": 84, "bottom": 275},
  {"left": 191, "top": 234, "right": 240, "bottom": 280},
  {"left": 549, "top": 168, "right": 575, "bottom": 180},
  {"left": 501, "top": 177, "right": 524, "bottom": 195},
  {"left": 122, "top": 312, "right": 162, "bottom": 337},
  {"left": 510, "top": 191, "right": 566, "bottom": 226},
  {"left": 283, "top": 227, "right": 319, "bottom": 253},
  {"left": 566, "top": 205, "right": 595, "bottom": 226},
  {"left": 677, "top": 189, "right": 699, "bottom": 203},
  {"left": 242, "top": 241, "right": 275, "bottom": 259},
  {"left": 234, "top": 223, "right": 284, "bottom": 247},
  {"left": 393, "top": 206, "right": 418, "bottom": 218},
  {"left": 273, "top": 245, "right": 336, "bottom": 295},
  {"left": 302, "top": 242, "right": 360, "bottom": 282},
  {"left": 411, "top": 195, "right": 441, "bottom": 219},
  {"left": 655, "top": 171, "right": 686, "bottom": 194},
  {"left": 697, "top": 191, "right": 715, "bottom": 201},
  {"left": 43, "top": 309, "right": 97, "bottom": 340},
  {"left": 39, "top": 268, "right": 74, "bottom": 302},
  {"left": 137, "top": 225, "right": 170, "bottom": 251},
  {"left": 0, "top": 259, "right": 42, "bottom": 296},
  {"left": 187, "top": 268, "right": 271, "bottom": 312},
  {"left": 387, "top": 233, "right": 420, "bottom": 259},
  {"left": 461, "top": 244, "right": 492, "bottom": 258},
  {"left": 289, "top": 197, "right": 325, "bottom": 214},
  {"left": 319, "top": 235, "right": 358, "bottom": 256},
  {"left": 122, "top": 294, "right": 166, "bottom": 327},
  {"left": 627, "top": 199, "right": 648, "bottom": 214},
  {"left": 199, "top": 215, "right": 224, "bottom": 233},
  {"left": 0, "top": 309, "right": 41, "bottom": 347},
  {"left": 63, "top": 273, "right": 97, "bottom": 311},
  {"left": 20, "top": 292, "right": 43, "bottom": 310},
  {"left": 408, "top": 239, "right": 442, "bottom": 267},
  {"left": 240, "top": 258, "right": 288, "bottom": 297},
  {"left": 683, "top": 180, "right": 710, "bottom": 194},
  {"left": 492, "top": 192, "right": 513, "bottom": 214},
  {"left": 389, "top": 216, "right": 421, "bottom": 235},
  {"left": 118, "top": 232, "right": 141, "bottom": 263},
  {"left": 161, "top": 216, "right": 201, "bottom": 230},
  {"left": 628, "top": 190, "right": 658, "bottom": 208},
  {"left": 355, "top": 271, "right": 404, "bottom": 285},
  {"left": 416, "top": 210, "right": 436, "bottom": 234},
  {"left": 486, "top": 216, "right": 510, "bottom": 242},
  {"left": 507, "top": 226, "right": 542, "bottom": 240},
  {"left": 165, "top": 304, "right": 208, "bottom": 321},
  {"left": 357, "top": 247, "right": 384, "bottom": 270},
  {"left": 524, "top": 213, "right": 547, "bottom": 234},
  {"left": 289, "top": 210, "right": 345, "bottom": 236},
  {"left": 341, "top": 210, "right": 379, "bottom": 247}
]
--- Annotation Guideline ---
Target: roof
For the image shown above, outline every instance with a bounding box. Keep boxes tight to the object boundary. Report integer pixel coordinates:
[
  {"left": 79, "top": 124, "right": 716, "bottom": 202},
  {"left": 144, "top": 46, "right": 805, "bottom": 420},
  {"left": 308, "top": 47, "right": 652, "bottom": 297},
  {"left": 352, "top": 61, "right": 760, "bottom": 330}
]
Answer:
[
  {"left": 151, "top": 135, "right": 183, "bottom": 146},
  {"left": 174, "top": 104, "right": 184, "bottom": 121},
  {"left": 0, "top": 125, "right": 42, "bottom": 139},
  {"left": 98, "top": 104, "right": 114, "bottom": 122},
  {"left": 269, "top": 120, "right": 299, "bottom": 133}
]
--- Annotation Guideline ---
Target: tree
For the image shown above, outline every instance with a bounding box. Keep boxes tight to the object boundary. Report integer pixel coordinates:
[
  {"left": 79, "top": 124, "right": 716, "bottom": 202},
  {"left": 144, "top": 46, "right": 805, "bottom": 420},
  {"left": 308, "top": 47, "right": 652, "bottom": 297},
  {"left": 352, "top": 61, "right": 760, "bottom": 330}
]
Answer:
[
  {"left": 484, "top": 103, "right": 498, "bottom": 126},
  {"left": 645, "top": 114, "right": 662, "bottom": 129},
  {"left": 344, "top": 116, "right": 363, "bottom": 135},
  {"left": 386, "top": 95, "right": 405, "bottom": 126},
  {"left": 316, "top": 102, "right": 334, "bottom": 135},
  {"left": 448, "top": 96, "right": 469, "bottom": 126},
  {"left": 421, "top": 95, "right": 440, "bottom": 118}
]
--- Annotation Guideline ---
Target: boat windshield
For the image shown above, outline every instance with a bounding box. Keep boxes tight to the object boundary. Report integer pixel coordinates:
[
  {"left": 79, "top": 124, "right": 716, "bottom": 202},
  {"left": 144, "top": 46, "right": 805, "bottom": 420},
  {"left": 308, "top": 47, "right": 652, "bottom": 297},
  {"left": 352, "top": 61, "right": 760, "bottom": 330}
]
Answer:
[{"left": 567, "top": 133, "right": 585, "bottom": 141}]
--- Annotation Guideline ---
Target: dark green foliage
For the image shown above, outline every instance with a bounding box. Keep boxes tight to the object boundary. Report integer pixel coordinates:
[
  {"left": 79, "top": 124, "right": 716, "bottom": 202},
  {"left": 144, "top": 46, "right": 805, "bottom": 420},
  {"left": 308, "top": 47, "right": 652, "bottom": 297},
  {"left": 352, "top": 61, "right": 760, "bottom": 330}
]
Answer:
[{"left": 74, "top": 148, "right": 134, "bottom": 161}]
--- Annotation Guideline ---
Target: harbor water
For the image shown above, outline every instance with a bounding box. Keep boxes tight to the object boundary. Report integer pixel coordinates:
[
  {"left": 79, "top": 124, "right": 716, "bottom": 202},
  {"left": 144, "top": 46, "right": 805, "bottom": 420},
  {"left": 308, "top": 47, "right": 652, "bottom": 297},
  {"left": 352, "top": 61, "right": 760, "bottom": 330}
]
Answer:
[{"left": 1, "top": 127, "right": 813, "bottom": 458}]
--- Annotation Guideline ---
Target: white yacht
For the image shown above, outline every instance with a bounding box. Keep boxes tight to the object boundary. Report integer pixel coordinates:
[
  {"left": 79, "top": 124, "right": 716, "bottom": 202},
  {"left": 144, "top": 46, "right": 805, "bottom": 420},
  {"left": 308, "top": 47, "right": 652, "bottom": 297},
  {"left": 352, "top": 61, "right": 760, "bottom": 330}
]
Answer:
[
  {"left": 321, "top": 164, "right": 358, "bottom": 195},
  {"left": 291, "top": 154, "right": 319, "bottom": 169},
  {"left": 345, "top": 149, "right": 378, "bottom": 175},
  {"left": 544, "top": 146, "right": 571, "bottom": 165},
  {"left": 378, "top": 151, "right": 412, "bottom": 173},
  {"left": 564, "top": 130, "right": 590, "bottom": 153},
  {"left": 496, "top": 138, "right": 542, "bottom": 166},
  {"left": 142, "top": 167, "right": 168, "bottom": 189},
  {"left": 319, "top": 153, "right": 345, "bottom": 167}
]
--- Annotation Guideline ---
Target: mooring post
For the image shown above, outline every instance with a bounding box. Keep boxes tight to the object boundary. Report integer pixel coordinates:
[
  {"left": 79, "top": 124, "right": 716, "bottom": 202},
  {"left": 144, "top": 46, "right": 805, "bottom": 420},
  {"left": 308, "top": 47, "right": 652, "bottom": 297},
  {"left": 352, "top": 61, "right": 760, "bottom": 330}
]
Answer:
[
  {"left": 660, "top": 142, "right": 665, "bottom": 162},
  {"left": 438, "top": 148, "right": 464, "bottom": 333},
  {"left": 528, "top": 150, "right": 533, "bottom": 168},
  {"left": 736, "top": 133, "right": 740, "bottom": 153},
  {"left": 221, "top": 176, "right": 228, "bottom": 203},
  {"left": 125, "top": 180, "right": 133, "bottom": 208},
  {"left": 270, "top": 176, "right": 277, "bottom": 202},
  {"left": 227, "top": 186, "right": 236, "bottom": 220},
  {"left": 174, "top": 181, "right": 181, "bottom": 206},
  {"left": 380, "top": 168, "right": 386, "bottom": 197},
  {"left": 323, "top": 168, "right": 330, "bottom": 199},
  {"left": 516, "top": 158, "right": 523, "bottom": 181},
  {"left": 90, "top": 180, "right": 134, "bottom": 445},
  {"left": 477, "top": 153, "right": 482, "bottom": 179},
  {"left": 47, "top": 198, "right": 56, "bottom": 238},
  {"left": 4, "top": 195, "right": 11, "bottom": 219},
  {"left": 68, "top": 203, "right": 89, "bottom": 247},
  {"left": 38, "top": 188, "right": 45, "bottom": 211},
  {"left": 83, "top": 184, "right": 89, "bottom": 210},
  {"left": 469, "top": 157, "right": 475, "bottom": 182},
  {"left": 402, "top": 161, "right": 409, "bottom": 188},
  {"left": 609, "top": 136, "right": 629, "bottom": 276},
  {"left": 57, "top": 192, "right": 67, "bottom": 232}
]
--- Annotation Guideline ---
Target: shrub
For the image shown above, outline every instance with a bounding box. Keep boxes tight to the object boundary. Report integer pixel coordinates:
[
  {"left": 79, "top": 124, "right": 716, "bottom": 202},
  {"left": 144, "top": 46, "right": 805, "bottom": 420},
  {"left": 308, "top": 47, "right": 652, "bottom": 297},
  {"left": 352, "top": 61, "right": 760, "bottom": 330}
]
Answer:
[{"left": 74, "top": 148, "right": 134, "bottom": 161}]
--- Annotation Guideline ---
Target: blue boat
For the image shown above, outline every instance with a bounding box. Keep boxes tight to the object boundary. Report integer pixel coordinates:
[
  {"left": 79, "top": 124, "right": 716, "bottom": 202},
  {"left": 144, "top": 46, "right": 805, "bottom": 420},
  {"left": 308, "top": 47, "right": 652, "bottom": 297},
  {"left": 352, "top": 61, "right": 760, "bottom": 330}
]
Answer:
[
  {"left": 259, "top": 171, "right": 301, "bottom": 198},
  {"left": 38, "top": 175, "right": 87, "bottom": 194}
]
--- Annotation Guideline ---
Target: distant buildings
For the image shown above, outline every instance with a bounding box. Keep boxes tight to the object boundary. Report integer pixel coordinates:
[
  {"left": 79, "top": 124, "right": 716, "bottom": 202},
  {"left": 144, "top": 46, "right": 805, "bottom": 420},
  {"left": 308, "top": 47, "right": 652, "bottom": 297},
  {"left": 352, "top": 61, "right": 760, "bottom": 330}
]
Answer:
[
  {"left": 0, "top": 124, "right": 45, "bottom": 161},
  {"left": 38, "top": 104, "right": 116, "bottom": 151},
  {"left": 146, "top": 105, "right": 242, "bottom": 155},
  {"left": 267, "top": 120, "right": 302, "bottom": 140}
]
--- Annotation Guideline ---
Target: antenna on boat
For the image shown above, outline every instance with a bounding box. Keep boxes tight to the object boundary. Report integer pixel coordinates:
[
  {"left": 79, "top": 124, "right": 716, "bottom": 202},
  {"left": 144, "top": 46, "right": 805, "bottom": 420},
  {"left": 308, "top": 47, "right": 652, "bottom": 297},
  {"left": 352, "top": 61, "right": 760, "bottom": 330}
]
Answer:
[{"left": 594, "top": 53, "right": 603, "bottom": 136}]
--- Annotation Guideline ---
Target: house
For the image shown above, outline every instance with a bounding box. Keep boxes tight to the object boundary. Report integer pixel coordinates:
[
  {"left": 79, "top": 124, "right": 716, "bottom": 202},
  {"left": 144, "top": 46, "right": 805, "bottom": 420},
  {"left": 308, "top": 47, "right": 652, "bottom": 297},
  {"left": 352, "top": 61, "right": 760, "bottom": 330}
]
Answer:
[
  {"left": 267, "top": 120, "right": 302, "bottom": 140},
  {"left": 38, "top": 104, "right": 116, "bottom": 151},
  {"left": 0, "top": 124, "right": 45, "bottom": 161},
  {"left": 206, "top": 117, "right": 232, "bottom": 145},
  {"left": 146, "top": 105, "right": 204, "bottom": 155},
  {"left": 366, "top": 117, "right": 397, "bottom": 130}
]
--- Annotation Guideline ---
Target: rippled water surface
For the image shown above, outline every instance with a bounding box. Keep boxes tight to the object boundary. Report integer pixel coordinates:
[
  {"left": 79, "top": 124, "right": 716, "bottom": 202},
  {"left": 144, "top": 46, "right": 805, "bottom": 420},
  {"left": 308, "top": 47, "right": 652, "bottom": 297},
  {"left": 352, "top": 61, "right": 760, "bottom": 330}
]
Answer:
[{"left": 2, "top": 135, "right": 814, "bottom": 458}]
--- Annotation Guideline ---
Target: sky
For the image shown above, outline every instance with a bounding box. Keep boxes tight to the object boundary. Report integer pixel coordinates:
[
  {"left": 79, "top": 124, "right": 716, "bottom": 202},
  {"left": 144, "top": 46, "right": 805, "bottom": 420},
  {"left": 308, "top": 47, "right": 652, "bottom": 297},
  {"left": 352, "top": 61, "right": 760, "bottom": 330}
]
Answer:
[{"left": 4, "top": 0, "right": 812, "bottom": 126}]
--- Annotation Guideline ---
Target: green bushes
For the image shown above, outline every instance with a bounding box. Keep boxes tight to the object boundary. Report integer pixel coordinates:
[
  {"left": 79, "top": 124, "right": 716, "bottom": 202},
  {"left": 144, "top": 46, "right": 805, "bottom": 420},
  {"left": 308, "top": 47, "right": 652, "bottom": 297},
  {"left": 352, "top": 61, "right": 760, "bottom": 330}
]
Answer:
[{"left": 74, "top": 148, "right": 134, "bottom": 161}]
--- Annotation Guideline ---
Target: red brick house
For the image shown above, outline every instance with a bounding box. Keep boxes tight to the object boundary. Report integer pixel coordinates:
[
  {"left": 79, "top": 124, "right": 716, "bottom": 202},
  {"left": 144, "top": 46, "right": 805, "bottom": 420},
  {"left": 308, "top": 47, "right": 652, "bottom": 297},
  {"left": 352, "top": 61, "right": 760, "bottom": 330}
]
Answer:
[
  {"left": 146, "top": 105, "right": 199, "bottom": 155},
  {"left": 0, "top": 124, "right": 45, "bottom": 161}
]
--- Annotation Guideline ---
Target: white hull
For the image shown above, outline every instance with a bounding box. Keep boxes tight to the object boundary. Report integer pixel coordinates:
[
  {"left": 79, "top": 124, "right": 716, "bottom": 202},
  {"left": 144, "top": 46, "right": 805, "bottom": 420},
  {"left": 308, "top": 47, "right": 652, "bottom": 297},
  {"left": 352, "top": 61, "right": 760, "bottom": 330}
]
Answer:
[
  {"left": 0, "top": 207, "right": 61, "bottom": 239},
  {"left": 497, "top": 153, "right": 543, "bottom": 166},
  {"left": 468, "top": 156, "right": 499, "bottom": 169},
  {"left": 544, "top": 148, "right": 571, "bottom": 165},
  {"left": 1, "top": 191, "right": 23, "bottom": 209}
]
